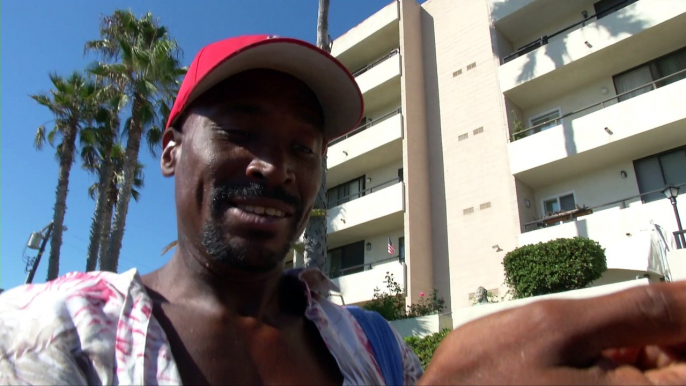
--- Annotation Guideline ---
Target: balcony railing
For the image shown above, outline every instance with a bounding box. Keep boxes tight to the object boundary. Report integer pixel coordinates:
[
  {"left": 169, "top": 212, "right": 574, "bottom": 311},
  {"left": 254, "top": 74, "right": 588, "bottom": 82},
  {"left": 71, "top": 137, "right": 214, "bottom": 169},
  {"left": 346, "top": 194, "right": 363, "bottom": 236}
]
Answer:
[
  {"left": 502, "top": 0, "right": 637, "bottom": 64},
  {"left": 329, "top": 177, "right": 402, "bottom": 208},
  {"left": 328, "top": 107, "right": 402, "bottom": 146},
  {"left": 510, "top": 68, "right": 686, "bottom": 141},
  {"left": 352, "top": 48, "right": 400, "bottom": 77},
  {"left": 523, "top": 182, "right": 686, "bottom": 238},
  {"left": 330, "top": 255, "right": 403, "bottom": 278}
]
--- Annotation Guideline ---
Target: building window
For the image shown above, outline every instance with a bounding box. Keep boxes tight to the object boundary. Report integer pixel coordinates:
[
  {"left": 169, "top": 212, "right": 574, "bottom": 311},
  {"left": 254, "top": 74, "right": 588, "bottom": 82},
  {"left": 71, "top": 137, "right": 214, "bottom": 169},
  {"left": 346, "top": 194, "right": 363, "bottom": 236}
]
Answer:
[
  {"left": 398, "top": 237, "right": 405, "bottom": 261},
  {"left": 328, "top": 241, "right": 365, "bottom": 278},
  {"left": 614, "top": 46, "right": 686, "bottom": 102},
  {"left": 327, "top": 176, "right": 365, "bottom": 207},
  {"left": 542, "top": 193, "right": 576, "bottom": 215},
  {"left": 634, "top": 146, "right": 686, "bottom": 203},
  {"left": 530, "top": 108, "right": 561, "bottom": 134},
  {"left": 594, "top": 0, "right": 638, "bottom": 20},
  {"left": 398, "top": 168, "right": 404, "bottom": 182}
]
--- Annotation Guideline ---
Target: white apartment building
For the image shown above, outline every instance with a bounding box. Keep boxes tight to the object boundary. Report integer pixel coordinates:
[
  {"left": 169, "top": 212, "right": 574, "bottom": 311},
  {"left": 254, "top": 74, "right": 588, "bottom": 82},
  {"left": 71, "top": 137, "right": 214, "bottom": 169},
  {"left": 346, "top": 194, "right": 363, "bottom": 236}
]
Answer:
[{"left": 290, "top": 0, "right": 686, "bottom": 316}]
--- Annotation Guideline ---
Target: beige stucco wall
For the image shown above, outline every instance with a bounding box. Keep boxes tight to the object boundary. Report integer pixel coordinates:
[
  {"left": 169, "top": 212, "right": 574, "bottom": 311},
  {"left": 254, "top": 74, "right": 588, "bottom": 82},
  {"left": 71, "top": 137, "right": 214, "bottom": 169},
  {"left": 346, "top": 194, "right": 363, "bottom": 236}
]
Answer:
[
  {"left": 421, "top": 0, "right": 522, "bottom": 310},
  {"left": 400, "top": 0, "right": 435, "bottom": 306}
]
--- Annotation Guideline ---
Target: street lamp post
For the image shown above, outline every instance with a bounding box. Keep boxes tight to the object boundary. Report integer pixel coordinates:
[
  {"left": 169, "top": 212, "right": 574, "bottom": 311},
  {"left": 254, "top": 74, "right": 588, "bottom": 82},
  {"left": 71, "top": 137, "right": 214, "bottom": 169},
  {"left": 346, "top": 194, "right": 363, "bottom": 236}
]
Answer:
[
  {"left": 25, "top": 222, "right": 54, "bottom": 284},
  {"left": 663, "top": 185, "right": 685, "bottom": 248}
]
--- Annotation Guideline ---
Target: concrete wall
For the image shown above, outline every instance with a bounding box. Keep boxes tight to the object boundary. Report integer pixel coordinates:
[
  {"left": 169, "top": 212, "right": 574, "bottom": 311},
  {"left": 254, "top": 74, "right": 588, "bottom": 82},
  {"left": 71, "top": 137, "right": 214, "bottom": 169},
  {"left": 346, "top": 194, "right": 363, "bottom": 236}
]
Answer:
[
  {"left": 400, "top": 0, "right": 435, "bottom": 306},
  {"left": 331, "top": 260, "right": 405, "bottom": 305},
  {"left": 421, "top": 0, "right": 522, "bottom": 310},
  {"left": 452, "top": 278, "right": 650, "bottom": 329},
  {"left": 390, "top": 314, "right": 454, "bottom": 338},
  {"left": 532, "top": 160, "right": 639, "bottom": 218}
]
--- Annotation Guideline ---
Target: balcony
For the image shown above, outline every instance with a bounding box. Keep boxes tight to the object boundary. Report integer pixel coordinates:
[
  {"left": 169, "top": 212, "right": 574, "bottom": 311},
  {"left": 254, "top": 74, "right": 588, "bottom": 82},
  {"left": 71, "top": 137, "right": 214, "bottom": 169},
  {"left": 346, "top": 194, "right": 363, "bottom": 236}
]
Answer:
[
  {"left": 329, "top": 259, "right": 405, "bottom": 305},
  {"left": 328, "top": 109, "right": 403, "bottom": 187},
  {"left": 332, "top": 1, "right": 399, "bottom": 73},
  {"left": 519, "top": 185, "right": 686, "bottom": 281},
  {"left": 499, "top": 0, "right": 686, "bottom": 109},
  {"left": 519, "top": 205, "right": 674, "bottom": 279},
  {"left": 354, "top": 49, "right": 402, "bottom": 112},
  {"left": 327, "top": 180, "right": 404, "bottom": 248},
  {"left": 509, "top": 73, "right": 686, "bottom": 188}
]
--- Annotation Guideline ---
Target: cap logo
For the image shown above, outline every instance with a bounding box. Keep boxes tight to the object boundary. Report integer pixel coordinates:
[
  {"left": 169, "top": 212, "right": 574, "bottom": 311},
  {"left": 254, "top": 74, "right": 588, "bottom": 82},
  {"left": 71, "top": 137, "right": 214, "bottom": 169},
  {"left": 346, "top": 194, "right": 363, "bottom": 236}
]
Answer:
[{"left": 267, "top": 35, "right": 279, "bottom": 39}]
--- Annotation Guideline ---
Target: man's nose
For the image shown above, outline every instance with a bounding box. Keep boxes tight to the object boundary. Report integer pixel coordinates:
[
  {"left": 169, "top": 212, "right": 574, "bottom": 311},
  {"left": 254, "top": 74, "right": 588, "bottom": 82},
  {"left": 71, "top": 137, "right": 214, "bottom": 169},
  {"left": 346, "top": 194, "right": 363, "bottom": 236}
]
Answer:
[{"left": 245, "top": 146, "right": 295, "bottom": 187}]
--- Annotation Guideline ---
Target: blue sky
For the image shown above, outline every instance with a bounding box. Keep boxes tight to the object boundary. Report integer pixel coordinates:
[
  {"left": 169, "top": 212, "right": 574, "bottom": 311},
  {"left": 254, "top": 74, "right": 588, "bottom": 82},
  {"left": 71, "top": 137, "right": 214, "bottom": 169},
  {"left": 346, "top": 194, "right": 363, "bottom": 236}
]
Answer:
[{"left": 0, "top": 0, "right": 402, "bottom": 290}]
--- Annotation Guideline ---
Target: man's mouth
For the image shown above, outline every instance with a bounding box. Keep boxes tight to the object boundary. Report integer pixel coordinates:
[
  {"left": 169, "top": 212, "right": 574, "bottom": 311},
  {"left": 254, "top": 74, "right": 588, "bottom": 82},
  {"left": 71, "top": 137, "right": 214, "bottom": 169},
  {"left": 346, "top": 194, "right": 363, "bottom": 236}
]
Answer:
[{"left": 235, "top": 204, "right": 286, "bottom": 218}]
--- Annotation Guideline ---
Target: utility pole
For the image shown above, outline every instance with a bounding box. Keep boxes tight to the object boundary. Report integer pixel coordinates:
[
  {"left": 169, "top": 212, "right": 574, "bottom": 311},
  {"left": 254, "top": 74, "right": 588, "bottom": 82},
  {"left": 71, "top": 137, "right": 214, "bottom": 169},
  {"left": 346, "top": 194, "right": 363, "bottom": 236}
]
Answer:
[{"left": 25, "top": 222, "right": 54, "bottom": 284}]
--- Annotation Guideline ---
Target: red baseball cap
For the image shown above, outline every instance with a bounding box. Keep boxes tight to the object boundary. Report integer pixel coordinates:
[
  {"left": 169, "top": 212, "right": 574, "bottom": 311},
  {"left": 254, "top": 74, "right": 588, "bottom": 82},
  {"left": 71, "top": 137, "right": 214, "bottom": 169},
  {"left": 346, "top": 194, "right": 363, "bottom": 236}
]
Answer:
[{"left": 166, "top": 35, "right": 364, "bottom": 145}]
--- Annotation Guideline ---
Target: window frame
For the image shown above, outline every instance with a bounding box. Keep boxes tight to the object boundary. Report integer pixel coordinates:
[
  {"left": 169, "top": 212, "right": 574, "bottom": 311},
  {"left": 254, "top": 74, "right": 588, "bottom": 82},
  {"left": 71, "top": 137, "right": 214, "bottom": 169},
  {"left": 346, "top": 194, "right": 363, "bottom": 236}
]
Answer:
[
  {"left": 529, "top": 107, "right": 562, "bottom": 134},
  {"left": 633, "top": 145, "right": 686, "bottom": 203},
  {"left": 541, "top": 191, "right": 577, "bottom": 216},
  {"left": 613, "top": 45, "right": 686, "bottom": 101},
  {"left": 326, "top": 175, "right": 366, "bottom": 208}
]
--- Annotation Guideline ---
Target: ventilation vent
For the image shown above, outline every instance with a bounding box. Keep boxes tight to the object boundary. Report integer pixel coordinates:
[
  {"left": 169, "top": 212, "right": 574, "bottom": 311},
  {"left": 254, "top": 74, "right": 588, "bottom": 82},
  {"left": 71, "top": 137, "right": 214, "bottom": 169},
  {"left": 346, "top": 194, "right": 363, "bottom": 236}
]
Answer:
[
  {"left": 480, "top": 202, "right": 491, "bottom": 210},
  {"left": 467, "top": 62, "right": 477, "bottom": 70},
  {"left": 473, "top": 127, "right": 484, "bottom": 135},
  {"left": 458, "top": 133, "right": 469, "bottom": 141},
  {"left": 463, "top": 207, "right": 474, "bottom": 215},
  {"left": 453, "top": 69, "right": 462, "bottom": 77}
]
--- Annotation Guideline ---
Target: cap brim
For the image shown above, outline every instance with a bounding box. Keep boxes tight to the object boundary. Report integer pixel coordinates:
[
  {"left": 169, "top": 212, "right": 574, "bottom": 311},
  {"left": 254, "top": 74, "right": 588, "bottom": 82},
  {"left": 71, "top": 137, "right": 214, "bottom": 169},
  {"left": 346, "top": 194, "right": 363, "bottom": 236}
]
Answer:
[{"left": 184, "top": 37, "right": 364, "bottom": 142}]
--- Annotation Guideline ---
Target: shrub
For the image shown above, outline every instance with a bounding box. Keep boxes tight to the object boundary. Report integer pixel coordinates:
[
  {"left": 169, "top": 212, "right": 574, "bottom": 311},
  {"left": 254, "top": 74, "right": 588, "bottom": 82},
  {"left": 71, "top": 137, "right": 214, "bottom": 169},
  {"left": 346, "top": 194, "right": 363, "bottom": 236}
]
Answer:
[
  {"left": 404, "top": 328, "right": 451, "bottom": 369},
  {"left": 502, "top": 236, "right": 607, "bottom": 299},
  {"left": 362, "top": 272, "right": 406, "bottom": 321},
  {"left": 406, "top": 288, "right": 445, "bottom": 318},
  {"left": 362, "top": 272, "right": 447, "bottom": 321}
]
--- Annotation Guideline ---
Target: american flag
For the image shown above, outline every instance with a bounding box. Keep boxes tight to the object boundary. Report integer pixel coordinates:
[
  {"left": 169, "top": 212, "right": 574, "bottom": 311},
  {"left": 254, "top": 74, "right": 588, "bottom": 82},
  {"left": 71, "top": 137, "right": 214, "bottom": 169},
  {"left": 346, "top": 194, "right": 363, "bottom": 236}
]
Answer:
[{"left": 388, "top": 237, "right": 395, "bottom": 255}]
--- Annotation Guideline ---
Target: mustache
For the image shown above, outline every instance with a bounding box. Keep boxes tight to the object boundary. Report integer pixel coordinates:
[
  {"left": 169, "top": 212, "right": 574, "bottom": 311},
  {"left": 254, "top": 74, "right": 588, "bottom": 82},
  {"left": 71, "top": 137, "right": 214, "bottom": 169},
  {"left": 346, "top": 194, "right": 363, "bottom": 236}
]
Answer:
[{"left": 211, "top": 182, "right": 302, "bottom": 214}]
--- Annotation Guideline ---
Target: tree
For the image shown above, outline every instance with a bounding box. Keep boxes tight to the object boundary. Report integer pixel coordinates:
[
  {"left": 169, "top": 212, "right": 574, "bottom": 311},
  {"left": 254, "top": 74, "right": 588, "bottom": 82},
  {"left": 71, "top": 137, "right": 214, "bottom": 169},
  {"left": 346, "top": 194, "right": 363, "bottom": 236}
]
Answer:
[
  {"left": 82, "top": 131, "right": 144, "bottom": 271},
  {"left": 303, "top": 0, "right": 331, "bottom": 272},
  {"left": 32, "top": 71, "right": 98, "bottom": 280},
  {"left": 86, "top": 10, "right": 185, "bottom": 272},
  {"left": 80, "top": 99, "right": 119, "bottom": 271}
]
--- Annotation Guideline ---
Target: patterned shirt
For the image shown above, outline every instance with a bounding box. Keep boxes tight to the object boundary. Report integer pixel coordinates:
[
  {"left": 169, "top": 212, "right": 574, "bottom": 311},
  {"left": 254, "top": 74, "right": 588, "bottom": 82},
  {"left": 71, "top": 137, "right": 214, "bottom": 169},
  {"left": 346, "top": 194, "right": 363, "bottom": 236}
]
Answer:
[{"left": 0, "top": 268, "right": 423, "bottom": 385}]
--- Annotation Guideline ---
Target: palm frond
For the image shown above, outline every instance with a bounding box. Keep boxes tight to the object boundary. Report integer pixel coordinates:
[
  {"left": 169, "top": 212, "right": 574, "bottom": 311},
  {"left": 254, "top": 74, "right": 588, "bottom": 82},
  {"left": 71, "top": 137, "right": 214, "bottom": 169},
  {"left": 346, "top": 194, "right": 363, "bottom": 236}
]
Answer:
[{"left": 34, "top": 126, "right": 47, "bottom": 150}]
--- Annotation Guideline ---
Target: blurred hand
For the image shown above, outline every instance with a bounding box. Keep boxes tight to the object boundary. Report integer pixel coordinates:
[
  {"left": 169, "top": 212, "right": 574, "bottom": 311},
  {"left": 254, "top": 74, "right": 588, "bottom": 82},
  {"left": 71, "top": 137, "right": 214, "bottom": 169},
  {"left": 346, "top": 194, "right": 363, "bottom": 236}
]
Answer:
[{"left": 420, "top": 282, "right": 686, "bottom": 385}]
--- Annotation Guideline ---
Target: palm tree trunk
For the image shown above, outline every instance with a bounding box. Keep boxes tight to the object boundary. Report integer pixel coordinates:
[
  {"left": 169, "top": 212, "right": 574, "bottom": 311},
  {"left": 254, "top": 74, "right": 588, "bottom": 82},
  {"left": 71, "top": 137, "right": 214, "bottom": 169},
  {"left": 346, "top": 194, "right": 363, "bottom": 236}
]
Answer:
[
  {"left": 85, "top": 143, "right": 113, "bottom": 271},
  {"left": 98, "top": 185, "right": 116, "bottom": 270},
  {"left": 102, "top": 96, "right": 143, "bottom": 272},
  {"left": 46, "top": 123, "right": 78, "bottom": 281},
  {"left": 303, "top": 0, "right": 331, "bottom": 272}
]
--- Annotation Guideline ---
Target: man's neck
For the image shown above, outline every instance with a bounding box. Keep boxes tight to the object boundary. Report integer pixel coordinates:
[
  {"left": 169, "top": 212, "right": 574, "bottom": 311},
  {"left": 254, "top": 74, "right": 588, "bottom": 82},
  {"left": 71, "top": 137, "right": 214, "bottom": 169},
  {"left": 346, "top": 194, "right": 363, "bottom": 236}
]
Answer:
[{"left": 144, "top": 246, "right": 289, "bottom": 321}]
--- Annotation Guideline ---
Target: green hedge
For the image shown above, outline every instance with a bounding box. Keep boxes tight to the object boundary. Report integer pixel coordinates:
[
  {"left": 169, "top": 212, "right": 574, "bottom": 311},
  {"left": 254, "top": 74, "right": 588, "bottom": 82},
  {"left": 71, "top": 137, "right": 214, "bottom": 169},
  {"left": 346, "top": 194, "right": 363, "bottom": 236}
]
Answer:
[
  {"left": 404, "top": 329, "right": 451, "bottom": 369},
  {"left": 502, "top": 236, "right": 607, "bottom": 299}
]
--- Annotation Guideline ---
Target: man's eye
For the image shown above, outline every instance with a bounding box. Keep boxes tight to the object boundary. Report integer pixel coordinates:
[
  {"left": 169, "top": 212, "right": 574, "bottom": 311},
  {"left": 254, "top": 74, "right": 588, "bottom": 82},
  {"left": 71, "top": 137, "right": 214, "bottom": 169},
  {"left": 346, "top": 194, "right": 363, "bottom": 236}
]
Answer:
[{"left": 294, "top": 144, "right": 314, "bottom": 154}]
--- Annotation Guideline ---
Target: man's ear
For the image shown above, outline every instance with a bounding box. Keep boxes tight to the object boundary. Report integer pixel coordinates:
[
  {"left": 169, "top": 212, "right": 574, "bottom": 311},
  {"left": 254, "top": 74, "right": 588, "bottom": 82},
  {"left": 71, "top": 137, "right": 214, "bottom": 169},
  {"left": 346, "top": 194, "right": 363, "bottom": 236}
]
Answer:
[{"left": 161, "top": 128, "right": 181, "bottom": 177}]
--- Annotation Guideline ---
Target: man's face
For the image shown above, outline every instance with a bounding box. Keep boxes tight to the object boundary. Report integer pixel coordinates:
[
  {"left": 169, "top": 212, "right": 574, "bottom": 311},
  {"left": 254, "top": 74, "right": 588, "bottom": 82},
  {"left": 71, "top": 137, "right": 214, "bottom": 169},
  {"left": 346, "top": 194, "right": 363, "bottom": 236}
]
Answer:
[{"left": 163, "top": 69, "right": 324, "bottom": 273}]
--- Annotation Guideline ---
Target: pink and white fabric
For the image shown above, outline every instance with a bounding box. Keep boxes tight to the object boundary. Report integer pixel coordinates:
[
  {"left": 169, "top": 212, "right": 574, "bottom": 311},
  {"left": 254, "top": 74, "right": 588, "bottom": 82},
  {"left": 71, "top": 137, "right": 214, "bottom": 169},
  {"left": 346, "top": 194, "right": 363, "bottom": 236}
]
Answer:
[{"left": 0, "top": 268, "right": 422, "bottom": 385}]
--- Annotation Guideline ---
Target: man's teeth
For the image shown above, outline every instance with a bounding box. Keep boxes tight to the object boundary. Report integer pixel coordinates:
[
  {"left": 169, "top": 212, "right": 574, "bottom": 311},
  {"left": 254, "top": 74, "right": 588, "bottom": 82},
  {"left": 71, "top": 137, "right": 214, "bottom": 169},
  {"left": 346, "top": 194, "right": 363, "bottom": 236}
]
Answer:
[{"left": 237, "top": 205, "right": 285, "bottom": 217}]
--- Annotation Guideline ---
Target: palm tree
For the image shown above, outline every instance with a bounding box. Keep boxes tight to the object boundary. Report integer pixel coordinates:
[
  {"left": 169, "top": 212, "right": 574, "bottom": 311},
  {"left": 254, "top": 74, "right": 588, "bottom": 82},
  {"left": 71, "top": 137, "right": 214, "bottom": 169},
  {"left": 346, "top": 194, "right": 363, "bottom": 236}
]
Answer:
[
  {"left": 86, "top": 10, "right": 185, "bottom": 272},
  {"left": 83, "top": 141, "right": 144, "bottom": 271},
  {"left": 303, "top": 0, "right": 332, "bottom": 272},
  {"left": 32, "top": 71, "right": 98, "bottom": 280},
  {"left": 80, "top": 100, "right": 118, "bottom": 272}
]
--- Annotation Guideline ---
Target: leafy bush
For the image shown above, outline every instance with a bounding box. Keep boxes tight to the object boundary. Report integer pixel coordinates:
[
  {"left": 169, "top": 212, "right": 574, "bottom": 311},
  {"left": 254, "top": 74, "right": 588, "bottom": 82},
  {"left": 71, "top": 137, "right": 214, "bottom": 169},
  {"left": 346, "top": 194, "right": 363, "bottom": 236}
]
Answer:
[
  {"left": 362, "top": 272, "right": 446, "bottom": 321},
  {"left": 406, "top": 288, "right": 445, "bottom": 318},
  {"left": 502, "top": 237, "right": 607, "bottom": 299},
  {"left": 404, "top": 329, "right": 451, "bottom": 369},
  {"left": 362, "top": 272, "right": 406, "bottom": 321}
]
